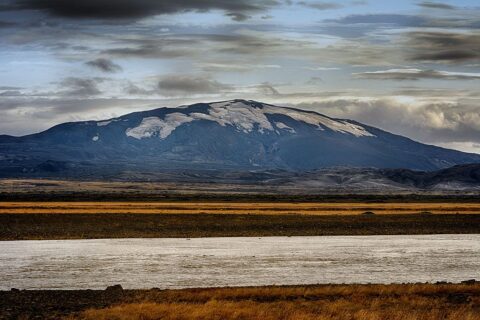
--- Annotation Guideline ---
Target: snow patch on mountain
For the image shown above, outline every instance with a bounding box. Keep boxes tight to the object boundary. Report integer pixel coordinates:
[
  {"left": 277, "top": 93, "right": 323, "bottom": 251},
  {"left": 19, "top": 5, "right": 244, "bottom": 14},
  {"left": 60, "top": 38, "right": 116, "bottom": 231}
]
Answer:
[
  {"left": 126, "top": 113, "right": 194, "bottom": 139},
  {"left": 126, "top": 100, "right": 374, "bottom": 140},
  {"left": 262, "top": 104, "right": 373, "bottom": 137},
  {"left": 275, "top": 122, "right": 295, "bottom": 133},
  {"left": 209, "top": 101, "right": 274, "bottom": 133},
  {"left": 97, "top": 120, "right": 112, "bottom": 127}
]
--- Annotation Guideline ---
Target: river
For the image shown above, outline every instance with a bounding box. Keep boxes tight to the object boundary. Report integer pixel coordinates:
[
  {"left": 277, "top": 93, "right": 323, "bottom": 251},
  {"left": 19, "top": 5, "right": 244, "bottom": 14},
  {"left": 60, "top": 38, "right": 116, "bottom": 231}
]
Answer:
[{"left": 1, "top": 234, "right": 478, "bottom": 289}]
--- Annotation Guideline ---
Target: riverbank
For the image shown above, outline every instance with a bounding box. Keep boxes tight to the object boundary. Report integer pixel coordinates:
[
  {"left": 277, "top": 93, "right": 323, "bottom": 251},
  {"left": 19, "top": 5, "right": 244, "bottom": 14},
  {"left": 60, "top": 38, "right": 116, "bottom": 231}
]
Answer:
[
  {"left": 1, "top": 212, "right": 480, "bottom": 240},
  {"left": 1, "top": 282, "right": 478, "bottom": 319}
]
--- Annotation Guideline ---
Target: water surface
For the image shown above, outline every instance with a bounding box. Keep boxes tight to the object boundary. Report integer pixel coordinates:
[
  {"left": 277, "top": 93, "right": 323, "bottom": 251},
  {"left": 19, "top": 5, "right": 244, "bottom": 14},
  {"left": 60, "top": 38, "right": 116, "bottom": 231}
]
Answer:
[{"left": 1, "top": 235, "right": 478, "bottom": 290}]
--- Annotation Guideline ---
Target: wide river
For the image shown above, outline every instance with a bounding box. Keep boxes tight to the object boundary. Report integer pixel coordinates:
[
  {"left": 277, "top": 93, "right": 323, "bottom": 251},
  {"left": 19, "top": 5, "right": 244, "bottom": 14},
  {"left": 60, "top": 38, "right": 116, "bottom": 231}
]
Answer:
[{"left": 1, "top": 235, "right": 479, "bottom": 290}]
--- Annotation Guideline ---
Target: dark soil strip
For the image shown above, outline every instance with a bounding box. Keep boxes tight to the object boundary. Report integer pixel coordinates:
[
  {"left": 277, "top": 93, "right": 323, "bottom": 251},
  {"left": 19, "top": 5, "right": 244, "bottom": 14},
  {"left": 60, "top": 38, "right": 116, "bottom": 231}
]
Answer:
[
  {"left": 1, "top": 193, "right": 480, "bottom": 202},
  {"left": 1, "top": 213, "right": 479, "bottom": 240}
]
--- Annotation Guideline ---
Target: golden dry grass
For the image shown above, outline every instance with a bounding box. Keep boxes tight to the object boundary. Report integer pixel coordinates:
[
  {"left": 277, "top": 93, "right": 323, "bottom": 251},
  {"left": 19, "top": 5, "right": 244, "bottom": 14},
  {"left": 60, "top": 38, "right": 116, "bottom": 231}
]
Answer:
[
  {"left": 69, "top": 283, "right": 480, "bottom": 320},
  {"left": 1, "top": 201, "right": 480, "bottom": 215}
]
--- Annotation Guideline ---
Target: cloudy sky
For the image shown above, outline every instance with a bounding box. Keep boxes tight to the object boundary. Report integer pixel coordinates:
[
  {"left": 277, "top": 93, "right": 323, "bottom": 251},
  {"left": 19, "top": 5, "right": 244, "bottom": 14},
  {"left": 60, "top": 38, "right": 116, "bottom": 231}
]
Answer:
[{"left": 0, "top": 0, "right": 479, "bottom": 153}]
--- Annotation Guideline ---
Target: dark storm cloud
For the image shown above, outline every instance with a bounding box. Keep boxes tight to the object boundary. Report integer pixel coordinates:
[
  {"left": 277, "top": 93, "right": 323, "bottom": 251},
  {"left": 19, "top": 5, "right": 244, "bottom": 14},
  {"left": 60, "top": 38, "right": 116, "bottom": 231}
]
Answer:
[
  {"left": 298, "top": 1, "right": 343, "bottom": 10},
  {"left": 407, "top": 32, "right": 480, "bottom": 63},
  {"left": 413, "top": 51, "right": 477, "bottom": 61},
  {"left": 158, "top": 74, "right": 232, "bottom": 94},
  {"left": 417, "top": 1, "right": 455, "bottom": 10},
  {"left": 353, "top": 69, "right": 480, "bottom": 81},
  {"left": 85, "top": 58, "right": 122, "bottom": 73},
  {"left": 60, "top": 77, "right": 103, "bottom": 96},
  {"left": 8, "top": 0, "right": 279, "bottom": 20}
]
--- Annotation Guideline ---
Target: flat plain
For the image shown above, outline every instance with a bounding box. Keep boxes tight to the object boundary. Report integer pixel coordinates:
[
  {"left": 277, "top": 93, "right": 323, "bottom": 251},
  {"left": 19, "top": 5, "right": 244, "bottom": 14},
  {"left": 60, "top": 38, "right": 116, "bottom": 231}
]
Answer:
[
  {"left": 1, "top": 201, "right": 480, "bottom": 239},
  {"left": 1, "top": 201, "right": 480, "bottom": 215},
  {"left": 1, "top": 181, "right": 480, "bottom": 319}
]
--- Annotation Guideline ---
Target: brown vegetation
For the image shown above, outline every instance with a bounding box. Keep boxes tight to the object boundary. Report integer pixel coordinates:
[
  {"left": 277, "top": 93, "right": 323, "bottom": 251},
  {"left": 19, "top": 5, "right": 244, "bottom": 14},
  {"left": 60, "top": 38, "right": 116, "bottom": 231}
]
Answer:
[
  {"left": 4, "top": 283, "right": 476, "bottom": 320},
  {"left": 1, "top": 201, "right": 479, "bottom": 215},
  {"left": 74, "top": 284, "right": 480, "bottom": 320},
  {"left": 74, "top": 299, "right": 478, "bottom": 320},
  {"left": 1, "top": 179, "right": 480, "bottom": 202}
]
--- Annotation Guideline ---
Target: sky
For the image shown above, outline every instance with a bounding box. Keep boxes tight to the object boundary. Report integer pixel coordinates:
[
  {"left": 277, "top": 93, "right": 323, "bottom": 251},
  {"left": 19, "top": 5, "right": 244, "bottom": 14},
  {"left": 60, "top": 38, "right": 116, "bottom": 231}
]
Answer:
[{"left": 0, "top": 0, "right": 479, "bottom": 153}]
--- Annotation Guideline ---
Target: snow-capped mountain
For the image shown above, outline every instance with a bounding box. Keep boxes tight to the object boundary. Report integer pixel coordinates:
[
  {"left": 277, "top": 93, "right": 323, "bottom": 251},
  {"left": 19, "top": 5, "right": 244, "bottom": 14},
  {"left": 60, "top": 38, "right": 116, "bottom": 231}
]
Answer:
[{"left": 1, "top": 99, "right": 479, "bottom": 178}]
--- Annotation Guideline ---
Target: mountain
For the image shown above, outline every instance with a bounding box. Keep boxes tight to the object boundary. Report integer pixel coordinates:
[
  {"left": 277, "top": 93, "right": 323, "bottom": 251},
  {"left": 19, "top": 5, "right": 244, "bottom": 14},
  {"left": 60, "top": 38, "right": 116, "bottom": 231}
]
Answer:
[
  {"left": 0, "top": 99, "right": 479, "bottom": 179},
  {"left": 383, "top": 163, "right": 480, "bottom": 189}
]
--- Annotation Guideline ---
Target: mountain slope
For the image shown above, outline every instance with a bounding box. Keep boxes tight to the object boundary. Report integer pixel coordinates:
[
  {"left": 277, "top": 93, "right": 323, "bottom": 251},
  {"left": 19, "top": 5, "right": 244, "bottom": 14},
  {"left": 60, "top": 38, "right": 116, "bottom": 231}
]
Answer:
[
  {"left": 0, "top": 99, "right": 479, "bottom": 178},
  {"left": 384, "top": 163, "right": 480, "bottom": 189}
]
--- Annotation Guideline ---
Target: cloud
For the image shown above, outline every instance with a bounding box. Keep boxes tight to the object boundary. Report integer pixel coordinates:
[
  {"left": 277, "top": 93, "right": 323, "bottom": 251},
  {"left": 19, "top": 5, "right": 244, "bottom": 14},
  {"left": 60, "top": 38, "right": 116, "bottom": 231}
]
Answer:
[
  {"left": 0, "top": 20, "right": 16, "bottom": 28},
  {"left": 304, "top": 66, "right": 340, "bottom": 71},
  {"left": 8, "top": 0, "right": 278, "bottom": 21},
  {"left": 85, "top": 58, "right": 122, "bottom": 73},
  {"left": 318, "top": 14, "right": 431, "bottom": 38},
  {"left": 102, "top": 38, "right": 194, "bottom": 59},
  {"left": 0, "top": 90, "right": 23, "bottom": 96},
  {"left": 59, "top": 77, "right": 102, "bottom": 96},
  {"left": 298, "top": 1, "right": 343, "bottom": 10},
  {"left": 353, "top": 68, "right": 480, "bottom": 80},
  {"left": 101, "top": 31, "right": 314, "bottom": 62},
  {"left": 326, "top": 14, "right": 427, "bottom": 27},
  {"left": 0, "top": 86, "right": 22, "bottom": 90},
  {"left": 407, "top": 31, "right": 480, "bottom": 63},
  {"left": 293, "top": 98, "right": 480, "bottom": 149},
  {"left": 417, "top": 1, "right": 455, "bottom": 10},
  {"left": 225, "top": 12, "right": 250, "bottom": 22},
  {"left": 351, "top": 0, "right": 368, "bottom": 5},
  {"left": 393, "top": 87, "right": 477, "bottom": 98},
  {"left": 254, "top": 82, "right": 280, "bottom": 95},
  {"left": 197, "top": 62, "right": 281, "bottom": 72},
  {"left": 157, "top": 74, "right": 232, "bottom": 95},
  {"left": 306, "top": 76, "right": 323, "bottom": 84},
  {"left": 124, "top": 82, "right": 155, "bottom": 96}
]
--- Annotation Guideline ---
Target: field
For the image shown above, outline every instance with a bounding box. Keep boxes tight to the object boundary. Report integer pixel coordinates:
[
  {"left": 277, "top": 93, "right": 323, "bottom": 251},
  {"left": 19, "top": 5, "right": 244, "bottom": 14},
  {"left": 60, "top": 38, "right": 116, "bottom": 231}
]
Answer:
[
  {"left": 2, "top": 283, "right": 479, "bottom": 319},
  {"left": 1, "top": 201, "right": 480, "bottom": 215},
  {"left": 1, "top": 179, "right": 480, "bottom": 202},
  {"left": 1, "top": 201, "right": 480, "bottom": 240}
]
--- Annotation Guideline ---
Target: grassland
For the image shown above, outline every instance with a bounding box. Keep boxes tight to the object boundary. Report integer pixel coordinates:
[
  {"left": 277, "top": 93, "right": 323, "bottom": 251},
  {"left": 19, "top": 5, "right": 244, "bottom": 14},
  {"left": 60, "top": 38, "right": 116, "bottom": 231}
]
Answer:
[
  {"left": 1, "top": 201, "right": 480, "bottom": 215},
  {"left": 2, "top": 283, "right": 479, "bottom": 319},
  {"left": 1, "top": 201, "right": 480, "bottom": 239},
  {"left": 1, "top": 179, "right": 480, "bottom": 202}
]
